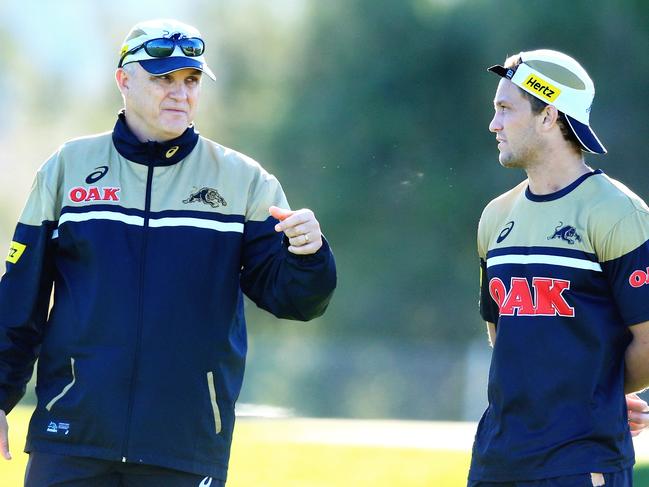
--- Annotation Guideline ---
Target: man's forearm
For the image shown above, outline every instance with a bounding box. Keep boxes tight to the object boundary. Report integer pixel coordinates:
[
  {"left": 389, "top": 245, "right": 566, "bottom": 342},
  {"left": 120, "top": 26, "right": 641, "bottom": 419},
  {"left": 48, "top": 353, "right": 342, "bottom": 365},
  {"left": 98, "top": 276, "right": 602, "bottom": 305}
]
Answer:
[
  {"left": 487, "top": 322, "right": 496, "bottom": 347},
  {"left": 625, "top": 335, "right": 649, "bottom": 394}
]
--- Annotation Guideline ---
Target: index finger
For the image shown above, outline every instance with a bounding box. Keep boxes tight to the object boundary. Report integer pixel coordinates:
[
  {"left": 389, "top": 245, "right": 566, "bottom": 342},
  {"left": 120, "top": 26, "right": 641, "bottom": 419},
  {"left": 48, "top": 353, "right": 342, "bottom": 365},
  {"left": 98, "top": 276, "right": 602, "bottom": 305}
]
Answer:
[
  {"left": 627, "top": 395, "right": 649, "bottom": 412},
  {"left": 275, "top": 211, "right": 313, "bottom": 232}
]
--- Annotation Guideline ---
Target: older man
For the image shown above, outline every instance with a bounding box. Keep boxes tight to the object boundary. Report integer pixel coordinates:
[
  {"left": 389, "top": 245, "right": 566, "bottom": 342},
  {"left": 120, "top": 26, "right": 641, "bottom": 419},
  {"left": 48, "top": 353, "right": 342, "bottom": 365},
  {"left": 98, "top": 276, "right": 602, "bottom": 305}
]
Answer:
[{"left": 0, "top": 19, "right": 336, "bottom": 486}]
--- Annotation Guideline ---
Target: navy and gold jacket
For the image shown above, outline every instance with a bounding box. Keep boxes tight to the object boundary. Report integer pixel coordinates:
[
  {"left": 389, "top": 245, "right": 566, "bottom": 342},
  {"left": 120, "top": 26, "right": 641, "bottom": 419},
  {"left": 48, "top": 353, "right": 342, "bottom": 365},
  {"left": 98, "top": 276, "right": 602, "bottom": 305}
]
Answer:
[{"left": 0, "top": 113, "right": 336, "bottom": 480}]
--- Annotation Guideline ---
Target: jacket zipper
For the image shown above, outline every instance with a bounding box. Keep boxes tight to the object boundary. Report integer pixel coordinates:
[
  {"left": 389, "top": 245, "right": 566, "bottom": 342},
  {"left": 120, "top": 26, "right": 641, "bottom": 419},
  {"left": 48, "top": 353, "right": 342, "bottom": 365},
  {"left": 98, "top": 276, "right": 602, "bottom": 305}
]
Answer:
[
  {"left": 45, "top": 357, "right": 76, "bottom": 411},
  {"left": 207, "top": 372, "right": 222, "bottom": 434},
  {"left": 121, "top": 157, "right": 155, "bottom": 462}
]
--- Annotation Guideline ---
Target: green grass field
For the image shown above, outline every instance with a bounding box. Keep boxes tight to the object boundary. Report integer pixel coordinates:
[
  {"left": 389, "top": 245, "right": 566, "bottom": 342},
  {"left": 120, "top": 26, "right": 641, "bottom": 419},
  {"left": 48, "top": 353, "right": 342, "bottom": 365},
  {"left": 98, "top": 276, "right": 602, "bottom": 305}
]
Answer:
[
  {"left": 4, "top": 405, "right": 649, "bottom": 486},
  {"left": 4, "top": 405, "right": 471, "bottom": 486}
]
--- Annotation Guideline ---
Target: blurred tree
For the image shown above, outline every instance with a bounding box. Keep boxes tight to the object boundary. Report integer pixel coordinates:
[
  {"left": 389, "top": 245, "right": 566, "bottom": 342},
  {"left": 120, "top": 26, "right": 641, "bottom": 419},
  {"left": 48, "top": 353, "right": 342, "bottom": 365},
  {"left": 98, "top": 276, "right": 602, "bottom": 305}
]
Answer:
[
  {"left": 1, "top": 0, "right": 647, "bottom": 419},
  {"left": 242, "top": 0, "right": 649, "bottom": 347}
]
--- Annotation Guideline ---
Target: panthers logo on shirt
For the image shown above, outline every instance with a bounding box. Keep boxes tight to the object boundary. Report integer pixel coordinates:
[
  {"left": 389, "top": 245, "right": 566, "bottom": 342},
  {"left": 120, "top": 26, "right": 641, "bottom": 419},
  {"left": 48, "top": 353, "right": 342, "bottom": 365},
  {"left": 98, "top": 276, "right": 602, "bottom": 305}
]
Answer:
[{"left": 547, "top": 221, "right": 582, "bottom": 244}]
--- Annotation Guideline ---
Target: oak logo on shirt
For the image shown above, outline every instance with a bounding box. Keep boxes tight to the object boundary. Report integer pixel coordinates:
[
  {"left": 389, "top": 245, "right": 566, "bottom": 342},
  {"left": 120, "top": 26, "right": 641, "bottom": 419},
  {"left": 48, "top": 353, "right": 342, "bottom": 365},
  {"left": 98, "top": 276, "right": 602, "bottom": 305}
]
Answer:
[
  {"left": 489, "top": 276, "right": 575, "bottom": 317},
  {"left": 69, "top": 187, "right": 121, "bottom": 203},
  {"left": 629, "top": 267, "right": 649, "bottom": 288}
]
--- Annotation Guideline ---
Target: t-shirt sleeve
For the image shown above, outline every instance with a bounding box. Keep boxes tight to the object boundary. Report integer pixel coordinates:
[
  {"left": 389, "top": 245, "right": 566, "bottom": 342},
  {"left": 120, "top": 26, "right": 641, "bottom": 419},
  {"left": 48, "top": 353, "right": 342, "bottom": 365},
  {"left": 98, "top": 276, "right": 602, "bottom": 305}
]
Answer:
[
  {"left": 598, "top": 209, "right": 649, "bottom": 327},
  {"left": 477, "top": 214, "right": 499, "bottom": 324}
]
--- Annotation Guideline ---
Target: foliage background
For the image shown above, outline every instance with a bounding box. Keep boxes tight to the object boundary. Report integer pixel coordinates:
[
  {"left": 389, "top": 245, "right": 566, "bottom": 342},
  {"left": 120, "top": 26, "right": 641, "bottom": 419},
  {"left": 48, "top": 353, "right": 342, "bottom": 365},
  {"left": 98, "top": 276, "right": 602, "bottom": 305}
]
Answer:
[{"left": 0, "top": 0, "right": 647, "bottom": 421}]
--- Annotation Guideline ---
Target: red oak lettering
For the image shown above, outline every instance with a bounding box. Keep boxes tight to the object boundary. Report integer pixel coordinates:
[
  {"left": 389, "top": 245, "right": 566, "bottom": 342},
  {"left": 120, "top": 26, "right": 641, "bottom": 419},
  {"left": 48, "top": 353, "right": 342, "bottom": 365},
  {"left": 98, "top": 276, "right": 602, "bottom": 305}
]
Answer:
[
  {"left": 69, "top": 187, "right": 87, "bottom": 203},
  {"left": 629, "top": 268, "right": 649, "bottom": 288},
  {"left": 532, "top": 277, "right": 574, "bottom": 316},
  {"left": 488, "top": 276, "right": 574, "bottom": 317},
  {"left": 86, "top": 187, "right": 101, "bottom": 201},
  {"left": 489, "top": 277, "right": 507, "bottom": 308},
  {"left": 500, "top": 277, "right": 535, "bottom": 316},
  {"left": 68, "top": 187, "right": 120, "bottom": 203},
  {"left": 102, "top": 187, "right": 120, "bottom": 201}
]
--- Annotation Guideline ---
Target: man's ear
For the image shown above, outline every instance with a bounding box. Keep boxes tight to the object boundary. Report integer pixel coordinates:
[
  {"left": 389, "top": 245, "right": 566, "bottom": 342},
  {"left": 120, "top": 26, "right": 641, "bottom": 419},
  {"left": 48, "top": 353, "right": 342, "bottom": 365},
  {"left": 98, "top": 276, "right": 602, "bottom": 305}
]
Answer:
[
  {"left": 540, "top": 104, "right": 560, "bottom": 132},
  {"left": 115, "top": 68, "right": 130, "bottom": 94}
]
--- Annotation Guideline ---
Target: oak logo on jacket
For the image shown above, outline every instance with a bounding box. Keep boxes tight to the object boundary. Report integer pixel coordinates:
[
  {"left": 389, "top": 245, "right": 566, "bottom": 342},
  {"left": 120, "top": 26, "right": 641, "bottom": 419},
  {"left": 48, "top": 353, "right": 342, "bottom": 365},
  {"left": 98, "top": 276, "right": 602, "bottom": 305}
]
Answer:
[
  {"left": 183, "top": 187, "right": 227, "bottom": 208},
  {"left": 69, "top": 186, "right": 121, "bottom": 203}
]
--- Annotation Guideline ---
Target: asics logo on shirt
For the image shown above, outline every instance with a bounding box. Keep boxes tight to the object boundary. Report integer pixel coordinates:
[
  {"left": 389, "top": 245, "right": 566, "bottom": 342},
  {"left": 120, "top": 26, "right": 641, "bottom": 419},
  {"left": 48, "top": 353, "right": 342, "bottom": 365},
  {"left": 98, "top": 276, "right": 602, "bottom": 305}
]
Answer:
[
  {"left": 199, "top": 477, "right": 213, "bottom": 487},
  {"left": 489, "top": 276, "right": 575, "bottom": 317},
  {"left": 496, "top": 221, "right": 515, "bottom": 243}
]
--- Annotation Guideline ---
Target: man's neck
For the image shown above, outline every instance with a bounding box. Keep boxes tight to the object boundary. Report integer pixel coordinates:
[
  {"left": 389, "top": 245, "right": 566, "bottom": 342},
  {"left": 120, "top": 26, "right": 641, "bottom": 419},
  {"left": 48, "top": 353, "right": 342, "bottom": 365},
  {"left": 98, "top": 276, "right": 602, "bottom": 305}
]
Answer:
[
  {"left": 122, "top": 111, "right": 176, "bottom": 144},
  {"left": 525, "top": 147, "right": 590, "bottom": 196}
]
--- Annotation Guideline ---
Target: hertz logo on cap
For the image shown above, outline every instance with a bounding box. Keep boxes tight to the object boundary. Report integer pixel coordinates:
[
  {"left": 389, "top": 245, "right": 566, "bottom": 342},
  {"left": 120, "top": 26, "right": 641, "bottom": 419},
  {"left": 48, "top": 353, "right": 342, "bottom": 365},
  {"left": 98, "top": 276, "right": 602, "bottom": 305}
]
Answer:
[{"left": 523, "top": 74, "right": 561, "bottom": 102}]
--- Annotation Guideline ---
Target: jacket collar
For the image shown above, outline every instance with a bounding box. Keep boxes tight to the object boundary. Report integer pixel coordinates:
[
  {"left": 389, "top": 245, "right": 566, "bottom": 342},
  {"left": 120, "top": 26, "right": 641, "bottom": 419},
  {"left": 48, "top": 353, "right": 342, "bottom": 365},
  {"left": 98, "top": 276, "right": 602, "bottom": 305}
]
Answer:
[{"left": 111, "top": 110, "right": 199, "bottom": 167}]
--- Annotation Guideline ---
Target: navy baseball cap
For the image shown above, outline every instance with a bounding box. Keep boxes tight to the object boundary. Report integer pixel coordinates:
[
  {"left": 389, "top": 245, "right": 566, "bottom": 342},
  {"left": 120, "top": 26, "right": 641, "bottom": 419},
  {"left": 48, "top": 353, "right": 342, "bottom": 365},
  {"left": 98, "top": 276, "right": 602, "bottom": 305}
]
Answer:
[
  {"left": 488, "top": 49, "right": 606, "bottom": 154},
  {"left": 119, "top": 19, "right": 216, "bottom": 81}
]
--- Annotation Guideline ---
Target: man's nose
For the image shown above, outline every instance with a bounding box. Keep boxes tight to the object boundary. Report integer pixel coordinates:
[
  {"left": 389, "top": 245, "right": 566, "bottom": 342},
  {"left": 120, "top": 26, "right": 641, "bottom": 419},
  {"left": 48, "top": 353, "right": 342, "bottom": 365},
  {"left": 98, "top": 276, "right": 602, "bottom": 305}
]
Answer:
[
  {"left": 489, "top": 113, "right": 501, "bottom": 133},
  {"left": 169, "top": 82, "right": 188, "bottom": 99}
]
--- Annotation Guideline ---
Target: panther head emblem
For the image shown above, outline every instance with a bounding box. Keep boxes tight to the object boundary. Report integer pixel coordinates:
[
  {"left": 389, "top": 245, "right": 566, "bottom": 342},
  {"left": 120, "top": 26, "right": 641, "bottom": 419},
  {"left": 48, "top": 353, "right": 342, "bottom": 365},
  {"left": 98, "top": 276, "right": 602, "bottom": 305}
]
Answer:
[
  {"left": 547, "top": 221, "right": 582, "bottom": 245},
  {"left": 183, "top": 187, "right": 227, "bottom": 208}
]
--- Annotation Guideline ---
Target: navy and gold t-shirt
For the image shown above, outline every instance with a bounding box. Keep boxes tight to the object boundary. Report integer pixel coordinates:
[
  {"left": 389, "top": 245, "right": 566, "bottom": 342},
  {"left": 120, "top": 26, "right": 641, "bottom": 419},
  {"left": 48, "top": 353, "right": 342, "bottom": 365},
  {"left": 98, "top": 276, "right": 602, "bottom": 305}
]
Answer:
[{"left": 470, "top": 170, "right": 649, "bottom": 482}]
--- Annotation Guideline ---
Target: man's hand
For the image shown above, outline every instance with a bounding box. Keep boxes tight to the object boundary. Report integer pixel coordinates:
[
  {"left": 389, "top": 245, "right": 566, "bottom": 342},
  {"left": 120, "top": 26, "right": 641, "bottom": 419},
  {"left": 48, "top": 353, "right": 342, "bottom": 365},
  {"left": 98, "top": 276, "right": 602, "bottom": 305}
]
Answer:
[
  {"left": 269, "top": 206, "right": 323, "bottom": 255},
  {"left": 627, "top": 393, "right": 649, "bottom": 437},
  {"left": 0, "top": 409, "right": 11, "bottom": 460}
]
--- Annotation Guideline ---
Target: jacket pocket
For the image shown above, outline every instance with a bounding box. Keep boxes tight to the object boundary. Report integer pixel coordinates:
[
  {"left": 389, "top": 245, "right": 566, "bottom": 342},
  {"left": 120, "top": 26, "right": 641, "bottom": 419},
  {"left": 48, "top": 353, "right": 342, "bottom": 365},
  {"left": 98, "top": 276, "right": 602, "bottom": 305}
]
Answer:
[
  {"left": 45, "top": 358, "right": 76, "bottom": 412},
  {"left": 206, "top": 371, "right": 222, "bottom": 434}
]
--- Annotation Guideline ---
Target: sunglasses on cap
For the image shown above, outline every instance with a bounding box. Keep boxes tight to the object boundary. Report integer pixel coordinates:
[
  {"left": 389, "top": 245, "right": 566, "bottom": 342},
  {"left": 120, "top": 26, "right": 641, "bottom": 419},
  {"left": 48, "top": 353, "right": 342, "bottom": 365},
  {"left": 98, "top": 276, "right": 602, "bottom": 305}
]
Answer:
[{"left": 118, "top": 35, "right": 205, "bottom": 68}]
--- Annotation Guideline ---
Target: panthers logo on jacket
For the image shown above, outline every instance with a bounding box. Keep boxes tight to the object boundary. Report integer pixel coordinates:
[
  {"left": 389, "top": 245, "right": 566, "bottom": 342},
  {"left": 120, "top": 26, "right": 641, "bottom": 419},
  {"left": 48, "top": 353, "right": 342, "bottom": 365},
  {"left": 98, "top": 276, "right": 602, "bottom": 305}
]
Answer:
[{"left": 183, "top": 187, "right": 227, "bottom": 208}]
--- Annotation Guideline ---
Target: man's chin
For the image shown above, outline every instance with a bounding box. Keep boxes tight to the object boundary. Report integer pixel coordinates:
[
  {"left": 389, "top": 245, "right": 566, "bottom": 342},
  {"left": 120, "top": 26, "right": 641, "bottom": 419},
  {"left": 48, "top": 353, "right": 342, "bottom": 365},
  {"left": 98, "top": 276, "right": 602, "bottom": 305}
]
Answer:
[
  {"left": 498, "top": 152, "right": 511, "bottom": 167},
  {"left": 160, "top": 121, "right": 190, "bottom": 140},
  {"left": 498, "top": 153, "right": 522, "bottom": 169}
]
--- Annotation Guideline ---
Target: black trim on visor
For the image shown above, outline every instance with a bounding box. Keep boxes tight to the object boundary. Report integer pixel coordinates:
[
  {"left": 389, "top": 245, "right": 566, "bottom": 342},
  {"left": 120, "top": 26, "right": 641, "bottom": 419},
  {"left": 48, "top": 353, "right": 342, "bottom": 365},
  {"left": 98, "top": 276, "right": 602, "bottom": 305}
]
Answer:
[{"left": 487, "top": 64, "right": 516, "bottom": 80}]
